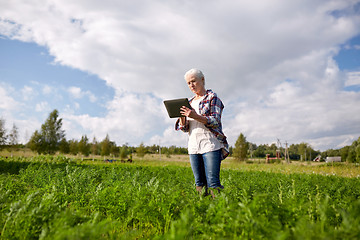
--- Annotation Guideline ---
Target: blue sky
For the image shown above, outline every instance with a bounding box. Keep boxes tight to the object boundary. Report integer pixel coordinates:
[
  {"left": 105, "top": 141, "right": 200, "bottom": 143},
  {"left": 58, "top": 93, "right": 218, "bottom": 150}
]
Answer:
[
  {"left": 0, "top": 39, "right": 113, "bottom": 117},
  {"left": 335, "top": 35, "right": 360, "bottom": 70},
  {"left": 334, "top": 35, "right": 360, "bottom": 91},
  {"left": 1, "top": 0, "right": 360, "bottom": 151}
]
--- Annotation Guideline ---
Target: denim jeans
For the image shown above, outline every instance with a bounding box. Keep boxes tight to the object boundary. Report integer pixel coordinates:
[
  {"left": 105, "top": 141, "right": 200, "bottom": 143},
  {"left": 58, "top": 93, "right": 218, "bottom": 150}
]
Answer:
[{"left": 189, "top": 149, "right": 223, "bottom": 188}]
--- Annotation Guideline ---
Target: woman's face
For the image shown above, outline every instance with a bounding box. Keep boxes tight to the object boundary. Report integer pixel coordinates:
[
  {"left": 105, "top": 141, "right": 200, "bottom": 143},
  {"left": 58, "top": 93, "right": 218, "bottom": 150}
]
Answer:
[{"left": 185, "top": 74, "right": 205, "bottom": 95}]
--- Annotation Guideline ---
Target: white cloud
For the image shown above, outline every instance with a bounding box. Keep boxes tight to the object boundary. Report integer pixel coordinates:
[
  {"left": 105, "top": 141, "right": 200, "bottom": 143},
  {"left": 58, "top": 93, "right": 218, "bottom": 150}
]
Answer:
[
  {"left": 1, "top": 0, "right": 360, "bottom": 150},
  {"left": 21, "top": 85, "right": 37, "bottom": 101},
  {"left": 35, "top": 101, "right": 49, "bottom": 112},
  {"left": 3, "top": 0, "right": 356, "bottom": 97},
  {"left": 42, "top": 85, "right": 53, "bottom": 95},
  {"left": 149, "top": 126, "right": 188, "bottom": 148},
  {"left": 87, "top": 93, "right": 97, "bottom": 103},
  {"left": 0, "top": 85, "right": 19, "bottom": 110},
  {"left": 68, "top": 86, "right": 82, "bottom": 98},
  {"left": 224, "top": 60, "right": 360, "bottom": 150},
  {"left": 345, "top": 71, "right": 360, "bottom": 86},
  {"left": 68, "top": 86, "right": 97, "bottom": 102},
  {"left": 62, "top": 91, "right": 167, "bottom": 145}
]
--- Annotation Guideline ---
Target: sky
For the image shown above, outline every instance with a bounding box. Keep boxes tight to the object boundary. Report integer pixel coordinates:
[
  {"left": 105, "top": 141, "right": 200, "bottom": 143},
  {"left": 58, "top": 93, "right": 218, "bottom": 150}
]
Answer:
[{"left": 0, "top": 0, "right": 360, "bottom": 151}]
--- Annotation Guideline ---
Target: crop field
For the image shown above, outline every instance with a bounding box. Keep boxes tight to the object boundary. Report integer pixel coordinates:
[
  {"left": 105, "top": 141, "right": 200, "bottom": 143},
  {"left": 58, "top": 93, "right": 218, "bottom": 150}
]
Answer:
[{"left": 1, "top": 156, "right": 360, "bottom": 239}]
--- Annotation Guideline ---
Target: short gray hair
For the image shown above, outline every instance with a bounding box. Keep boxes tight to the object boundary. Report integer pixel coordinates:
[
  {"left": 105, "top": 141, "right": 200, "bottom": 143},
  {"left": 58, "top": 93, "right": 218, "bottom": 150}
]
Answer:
[{"left": 184, "top": 68, "right": 205, "bottom": 80}]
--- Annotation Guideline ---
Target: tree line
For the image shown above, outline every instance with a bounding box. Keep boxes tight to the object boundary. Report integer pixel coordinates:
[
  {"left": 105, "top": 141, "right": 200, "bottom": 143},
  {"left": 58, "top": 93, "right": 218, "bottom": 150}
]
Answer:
[
  {"left": 232, "top": 133, "right": 360, "bottom": 163},
  {"left": 1, "top": 109, "right": 360, "bottom": 162},
  {"left": 0, "top": 110, "right": 187, "bottom": 158},
  {"left": 0, "top": 118, "right": 19, "bottom": 149},
  {"left": 321, "top": 140, "right": 360, "bottom": 163}
]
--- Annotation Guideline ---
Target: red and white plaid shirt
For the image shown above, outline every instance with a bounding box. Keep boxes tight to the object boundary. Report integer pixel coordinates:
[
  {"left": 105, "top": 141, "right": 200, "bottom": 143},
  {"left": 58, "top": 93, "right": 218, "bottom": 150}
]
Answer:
[{"left": 175, "top": 89, "right": 229, "bottom": 160}]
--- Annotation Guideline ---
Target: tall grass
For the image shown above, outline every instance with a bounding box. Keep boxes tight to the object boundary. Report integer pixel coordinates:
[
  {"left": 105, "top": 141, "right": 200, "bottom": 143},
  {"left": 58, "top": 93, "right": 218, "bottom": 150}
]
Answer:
[{"left": 0, "top": 156, "right": 359, "bottom": 239}]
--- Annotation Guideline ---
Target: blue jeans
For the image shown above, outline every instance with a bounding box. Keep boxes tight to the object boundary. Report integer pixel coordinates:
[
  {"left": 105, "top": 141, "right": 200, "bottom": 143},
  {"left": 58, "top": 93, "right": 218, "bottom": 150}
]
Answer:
[{"left": 189, "top": 149, "right": 223, "bottom": 189}]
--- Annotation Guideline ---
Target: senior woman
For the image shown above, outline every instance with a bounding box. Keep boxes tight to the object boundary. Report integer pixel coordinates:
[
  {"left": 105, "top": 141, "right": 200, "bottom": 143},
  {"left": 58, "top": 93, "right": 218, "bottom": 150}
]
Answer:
[{"left": 175, "top": 68, "right": 229, "bottom": 198}]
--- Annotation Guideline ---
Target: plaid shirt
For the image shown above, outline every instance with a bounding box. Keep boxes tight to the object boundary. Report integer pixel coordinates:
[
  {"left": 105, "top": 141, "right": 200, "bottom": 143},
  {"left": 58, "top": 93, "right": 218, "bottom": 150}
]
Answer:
[{"left": 175, "top": 89, "right": 229, "bottom": 160}]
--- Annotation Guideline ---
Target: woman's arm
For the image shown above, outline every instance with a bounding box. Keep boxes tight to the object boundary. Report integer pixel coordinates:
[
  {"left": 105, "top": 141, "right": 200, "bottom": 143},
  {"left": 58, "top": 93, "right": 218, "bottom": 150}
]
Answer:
[
  {"left": 179, "top": 116, "right": 187, "bottom": 126},
  {"left": 175, "top": 116, "right": 189, "bottom": 132},
  {"left": 202, "top": 96, "right": 223, "bottom": 129}
]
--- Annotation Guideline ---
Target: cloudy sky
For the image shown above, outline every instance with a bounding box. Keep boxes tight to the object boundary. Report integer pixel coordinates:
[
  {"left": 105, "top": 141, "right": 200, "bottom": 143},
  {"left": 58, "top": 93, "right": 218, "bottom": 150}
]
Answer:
[{"left": 1, "top": 0, "right": 360, "bottom": 151}]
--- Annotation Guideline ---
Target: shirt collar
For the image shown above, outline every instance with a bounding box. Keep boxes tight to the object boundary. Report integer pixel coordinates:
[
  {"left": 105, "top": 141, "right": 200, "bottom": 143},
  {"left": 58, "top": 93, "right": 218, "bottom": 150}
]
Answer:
[{"left": 189, "top": 89, "right": 212, "bottom": 102}]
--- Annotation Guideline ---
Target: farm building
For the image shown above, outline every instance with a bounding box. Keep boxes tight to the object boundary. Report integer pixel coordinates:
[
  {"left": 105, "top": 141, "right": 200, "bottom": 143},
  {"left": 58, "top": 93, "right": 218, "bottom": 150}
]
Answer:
[{"left": 325, "top": 156, "right": 341, "bottom": 163}]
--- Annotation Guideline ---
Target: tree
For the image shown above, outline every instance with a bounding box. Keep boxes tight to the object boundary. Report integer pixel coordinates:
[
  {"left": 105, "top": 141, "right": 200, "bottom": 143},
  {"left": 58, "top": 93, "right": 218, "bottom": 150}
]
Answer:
[
  {"left": 0, "top": 118, "right": 7, "bottom": 147},
  {"left": 41, "top": 110, "right": 65, "bottom": 154},
  {"left": 355, "top": 136, "right": 360, "bottom": 163},
  {"left": 110, "top": 144, "right": 119, "bottom": 157},
  {"left": 346, "top": 148, "right": 356, "bottom": 163},
  {"left": 298, "top": 142, "right": 315, "bottom": 161},
  {"left": 356, "top": 144, "right": 360, "bottom": 163},
  {"left": 120, "top": 147, "right": 128, "bottom": 159},
  {"left": 101, "top": 134, "right": 111, "bottom": 156},
  {"left": 340, "top": 146, "right": 350, "bottom": 163},
  {"left": 233, "top": 133, "right": 248, "bottom": 161},
  {"left": 28, "top": 130, "right": 44, "bottom": 154},
  {"left": 69, "top": 139, "right": 79, "bottom": 155},
  {"left": 8, "top": 123, "right": 19, "bottom": 146},
  {"left": 78, "top": 135, "right": 91, "bottom": 156},
  {"left": 59, "top": 138, "right": 70, "bottom": 154},
  {"left": 248, "top": 143, "right": 256, "bottom": 158},
  {"left": 91, "top": 137, "right": 99, "bottom": 156},
  {"left": 253, "top": 144, "right": 266, "bottom": 158},
  {"left": 136, "top": 142, "right": 147, "bottom": 158},
  {"left": 7, "top": 123, "right": 19, "bottom": 156},
  {"left": 289, "top": 144, "right": 300, "bottom": 160},
  {"left": 28, "top": 109, "right": 65, "bottom": 154},
  {"left": 269, "top": 143, "right": 278, "bottom": 157}
]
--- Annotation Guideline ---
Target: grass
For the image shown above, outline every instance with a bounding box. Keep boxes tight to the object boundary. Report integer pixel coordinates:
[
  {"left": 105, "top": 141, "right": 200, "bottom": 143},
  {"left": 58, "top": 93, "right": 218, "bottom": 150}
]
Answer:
[
  {"left": 2, "top": 148, "right": 359, "bottom": 178},
  {"left": 1, "top": 155, "right": 360, "bottom": 239}
]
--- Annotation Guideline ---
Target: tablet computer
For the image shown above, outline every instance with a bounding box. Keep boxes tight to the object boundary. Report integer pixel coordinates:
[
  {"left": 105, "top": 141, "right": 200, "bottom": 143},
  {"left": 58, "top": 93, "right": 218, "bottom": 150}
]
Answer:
[{"left": 163, "top": 98, "right": 192, "bottom": 118}]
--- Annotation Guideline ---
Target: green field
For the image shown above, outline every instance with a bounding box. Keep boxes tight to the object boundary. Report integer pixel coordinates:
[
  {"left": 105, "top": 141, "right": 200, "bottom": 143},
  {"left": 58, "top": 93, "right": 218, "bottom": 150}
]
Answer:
[{"left": 1, "top": 156, "right": 360, "bottom": 239}]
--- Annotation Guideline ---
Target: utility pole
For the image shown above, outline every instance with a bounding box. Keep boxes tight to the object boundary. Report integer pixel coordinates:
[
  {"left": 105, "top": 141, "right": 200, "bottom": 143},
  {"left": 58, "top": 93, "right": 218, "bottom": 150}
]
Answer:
[
  {"left": 277, "top": 138, "right": 282, "bottom": 160},
  {"left": 249, "top": 143, "right": 253, "bottom": 159},
  {"left": 284, "top": 141, "right": 290, "bottom": 163}
]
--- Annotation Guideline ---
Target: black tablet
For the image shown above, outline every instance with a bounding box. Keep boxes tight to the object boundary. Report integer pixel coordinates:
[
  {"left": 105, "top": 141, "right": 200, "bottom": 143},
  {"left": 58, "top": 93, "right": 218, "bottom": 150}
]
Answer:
[{"left": 163, "top": 98, "right": 191, "bottom": 118}]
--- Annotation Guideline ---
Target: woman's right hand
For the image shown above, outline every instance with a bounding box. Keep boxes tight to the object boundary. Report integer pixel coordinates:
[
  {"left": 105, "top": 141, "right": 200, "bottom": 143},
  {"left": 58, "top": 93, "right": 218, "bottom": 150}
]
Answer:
[
  {"left": 180, "top": 106, "right": 208, "bottom": 124},
  {"left": 180, "top": 106, "right": 194, "bottom": 118}
]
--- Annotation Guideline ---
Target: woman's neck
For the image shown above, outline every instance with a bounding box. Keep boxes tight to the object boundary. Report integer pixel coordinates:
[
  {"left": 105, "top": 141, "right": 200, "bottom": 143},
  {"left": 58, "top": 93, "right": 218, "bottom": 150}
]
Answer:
[{"left": 195, "top": 89, "right": 206, "bottom": 99}]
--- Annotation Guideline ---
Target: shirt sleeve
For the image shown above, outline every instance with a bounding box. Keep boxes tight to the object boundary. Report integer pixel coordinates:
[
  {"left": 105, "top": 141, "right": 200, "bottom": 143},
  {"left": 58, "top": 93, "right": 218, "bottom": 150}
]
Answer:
[
  {"left": 175, "top": 118, "right": 189, "bottom": 132},
  {"left": 204, "top": 96, "right": 223, "bottom": 129}
]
